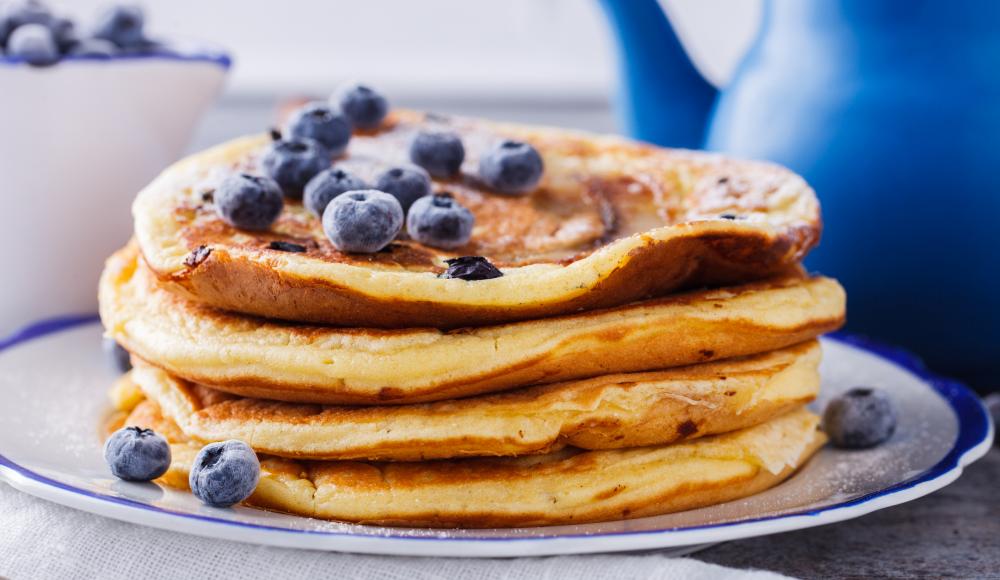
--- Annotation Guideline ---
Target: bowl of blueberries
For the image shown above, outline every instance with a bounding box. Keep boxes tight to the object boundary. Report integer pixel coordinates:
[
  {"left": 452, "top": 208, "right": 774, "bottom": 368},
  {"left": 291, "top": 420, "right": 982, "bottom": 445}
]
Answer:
[{"left": 0, "top": 1, "right": 229, "bottom": 333}]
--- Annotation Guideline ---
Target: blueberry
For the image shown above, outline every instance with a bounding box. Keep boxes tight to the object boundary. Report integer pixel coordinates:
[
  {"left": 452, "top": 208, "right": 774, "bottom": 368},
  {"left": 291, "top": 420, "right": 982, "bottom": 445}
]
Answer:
[
  {"left": 303, "top": 167, "right": 368, "bottom": 217},
  {"left": 0, "top": 1, "right": 52, "bottom": 46},
  {"left": 439, "top": 256, "right": 503, "bottom": 280},
  {"left": 479, "top": 140, "right": 544, "bottom": 195},
  {"left": 286, "top": 102, "right": 352, "bottom": 157},
  {"left": 267, "top": 241, "right": 306, "bottom": 253},
  {"left": 374, "top": 165, "right": 431, "bottom": 211},
  {"left": 406, "top": 193, "right": 474, "bottom": 249},
  {"left": 823, "top": 387, "right": 898, "bottom": 449},
  {"left": 114, "top": 36, "right": 167, "bottom": 56},
  {"left": 67, "top": 37, "right": 117, "bottom": 58},
  {"left": 104, "top": 426, "right": 171, "bottom": 482},
  {"left": 409, "top": 131, "right": 465, "bottom": 178},
  {"left": 189, "top": 440, "right": 260, "bottom": 508},
  {"left": 322, "top": 189, "right": 403, "bottom": 253},
  {"left": 336, "top": 83, "right": 388, "bottom": 130},
  {"left": 7, "top": 23, "right": 58, "bottom": 66},
  {"left": 49, "top": 16, "right": 75, "bottom": 52},
  {"left": 127, "top": 38, "right": 174, "bottom": 56},
  {"left": 103, "top": 337, "right": 132, "bottom": 373},
  {"left": 261, "top": 137, "right": 331, "bottom": 200},
  {"left": 92, "top": 4, "right": 144, "bottom": 48},
  {"left": 214, "top": 173, "right": 284, "bottom": 231}
]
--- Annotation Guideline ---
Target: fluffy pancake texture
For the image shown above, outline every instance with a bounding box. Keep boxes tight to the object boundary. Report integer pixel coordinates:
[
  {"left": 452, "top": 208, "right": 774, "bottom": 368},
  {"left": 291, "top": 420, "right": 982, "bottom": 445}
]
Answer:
[
  {"left": 100, "top": 245, "right": 845, "bottom": 404},
  {"left": 122, "top": 398, "right": 825, "bottom": 528},
  {"left": 127, "top": 340, "right": 820, "bottom": 461},
  {"left": 133, "top": 110, "right": 821, "bottom": 328}
]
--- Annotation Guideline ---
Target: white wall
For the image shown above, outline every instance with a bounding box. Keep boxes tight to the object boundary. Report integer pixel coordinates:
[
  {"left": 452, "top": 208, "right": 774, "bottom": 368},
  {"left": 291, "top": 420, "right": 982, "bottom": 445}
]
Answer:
[
  {"left": 62, "top": 0, "right": 761, "bottom": 100},
  {"left": 53, "top": 0, "right": 762, "bottom": 147}
]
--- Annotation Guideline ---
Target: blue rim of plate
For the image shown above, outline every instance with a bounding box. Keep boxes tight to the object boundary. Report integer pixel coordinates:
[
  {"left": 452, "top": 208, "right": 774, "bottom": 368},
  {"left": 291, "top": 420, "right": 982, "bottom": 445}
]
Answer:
[
  {"left": 0, "top": 315, "right": 993, "bottom": 544},
  {"left": 0, "top": 48, "right": 231, "bottom": 69}
]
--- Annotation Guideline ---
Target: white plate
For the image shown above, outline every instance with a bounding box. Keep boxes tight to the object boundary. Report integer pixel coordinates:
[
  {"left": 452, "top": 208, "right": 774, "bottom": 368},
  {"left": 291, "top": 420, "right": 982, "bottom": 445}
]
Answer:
[{"left": 0, "top": 317, "right": 992, "bottom": 558}]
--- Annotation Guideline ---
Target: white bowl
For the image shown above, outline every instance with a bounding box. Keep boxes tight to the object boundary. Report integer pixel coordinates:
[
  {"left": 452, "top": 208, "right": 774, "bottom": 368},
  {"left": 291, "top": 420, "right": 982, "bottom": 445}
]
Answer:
[{"left": 0, "top": 50, "right": 229, "bottom": 334}]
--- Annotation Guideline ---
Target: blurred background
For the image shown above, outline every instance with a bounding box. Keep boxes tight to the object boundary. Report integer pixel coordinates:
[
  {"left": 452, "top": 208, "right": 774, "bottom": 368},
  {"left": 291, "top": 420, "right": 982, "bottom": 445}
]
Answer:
[{"left": 57, "top": 0, "right": 757, "bottom": 148}]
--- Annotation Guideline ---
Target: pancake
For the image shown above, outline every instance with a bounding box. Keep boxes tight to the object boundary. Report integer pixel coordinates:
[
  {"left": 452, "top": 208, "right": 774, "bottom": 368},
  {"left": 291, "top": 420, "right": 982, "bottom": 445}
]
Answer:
[
  {"left": 133, "top": 109, "right": 821, "bottom": 329},
  {"left": 126, "top": 340, "right": 820, "bottom": 461},
  {"left": 122, "top": 399, "right": 825, "bottom": 528},
  {"left": 100, "top": 245, "right": 845, "bottom": 404}
]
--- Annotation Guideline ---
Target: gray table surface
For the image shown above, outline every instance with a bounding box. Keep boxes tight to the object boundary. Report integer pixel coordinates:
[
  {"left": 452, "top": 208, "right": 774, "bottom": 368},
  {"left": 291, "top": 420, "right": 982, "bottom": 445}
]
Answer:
[{"left": 697, "top": 446, "right": 1000, "bottom": 579}]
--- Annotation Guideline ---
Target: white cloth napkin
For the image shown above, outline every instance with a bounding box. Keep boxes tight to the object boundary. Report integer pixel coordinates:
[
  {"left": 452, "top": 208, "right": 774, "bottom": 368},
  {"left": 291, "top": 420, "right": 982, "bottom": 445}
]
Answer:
[{"left": 0, "top": 483, "right": 791, "bottom": 580}]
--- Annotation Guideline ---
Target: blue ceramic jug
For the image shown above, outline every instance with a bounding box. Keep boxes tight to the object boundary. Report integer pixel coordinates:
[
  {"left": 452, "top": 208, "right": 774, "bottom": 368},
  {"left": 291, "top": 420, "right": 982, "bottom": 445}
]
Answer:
[{"left": 598, "top": 0, "right": 1000, "bottom": 389}]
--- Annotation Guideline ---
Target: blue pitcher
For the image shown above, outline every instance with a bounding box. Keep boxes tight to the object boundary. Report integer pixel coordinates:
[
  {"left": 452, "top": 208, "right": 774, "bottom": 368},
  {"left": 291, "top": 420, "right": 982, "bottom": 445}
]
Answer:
[{"left": 598, "top": 0, "right": 1000, "bottom": 390}]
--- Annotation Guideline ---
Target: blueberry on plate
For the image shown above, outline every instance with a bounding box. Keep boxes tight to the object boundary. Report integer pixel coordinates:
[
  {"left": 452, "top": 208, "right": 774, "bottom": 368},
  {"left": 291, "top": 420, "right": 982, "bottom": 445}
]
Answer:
[
  {"left": 68, "top": 37, "right": 117, "bottom": 58},
  {"left": 409, "top": 130, "right": 465, "bottom": 178},
  {"left": 407, "top": 193, "right": 474, "bottom": 250},
  {"left": 303, "top": 167, "right": 368, "bottom": 217},
  {"left": 214, "top": 173, "right": 284, "bottom": 231},
  {"left": 286, "top": 102, "right": 352, "bottom": 157},
  {"left": 103, "top": 337, "right": 132, "bottom": 373},
  {"left": 335, "top": 83, "right": 388, "bottom": 130},
  {"left": 104, "top": 426, "right": 171, "bottom": 482},
  {"left": 322, "top": 189, "right": 403, "bottom": 253},
  {"left": 439, "top": 256, "right": 503, "bottom": 280},
  {"left": 823, "top": 387, "right": 898, "bottom": 449},
  {"left": 479, "top": 140, "right": 544, "bottom": 195},
  {"left": 92, "top": 3, "right": 145, "bottom": 48},
  {"left": 374, "top": 165, "right": 432, "bottom": 211},
  {"left": 261, "top": 137, "right": 331, "bottom": 200},
  {"left": 189, "top": 440, "right": 260, "bottom": 508},
  {"left": 7, "top": 23, "right": 58, "bottom": 66}
]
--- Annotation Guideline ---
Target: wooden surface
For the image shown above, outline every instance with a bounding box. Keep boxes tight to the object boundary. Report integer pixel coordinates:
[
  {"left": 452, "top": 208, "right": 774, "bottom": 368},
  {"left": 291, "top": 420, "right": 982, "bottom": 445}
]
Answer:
[{"left": 697, "top": 446, "right": 1000, "bottom": 579}]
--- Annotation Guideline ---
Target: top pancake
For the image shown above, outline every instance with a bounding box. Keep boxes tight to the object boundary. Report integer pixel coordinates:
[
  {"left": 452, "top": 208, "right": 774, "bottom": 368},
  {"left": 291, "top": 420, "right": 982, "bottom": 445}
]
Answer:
[{"left": 133, "top": 110, "right": 821, "bottom": 328}]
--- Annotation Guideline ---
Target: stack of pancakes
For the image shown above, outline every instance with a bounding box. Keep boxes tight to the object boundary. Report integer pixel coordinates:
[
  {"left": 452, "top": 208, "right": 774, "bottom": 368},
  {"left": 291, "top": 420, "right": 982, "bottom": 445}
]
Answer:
[{"left": 99, "top": 110, "right": 846, "bottom": 528}]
